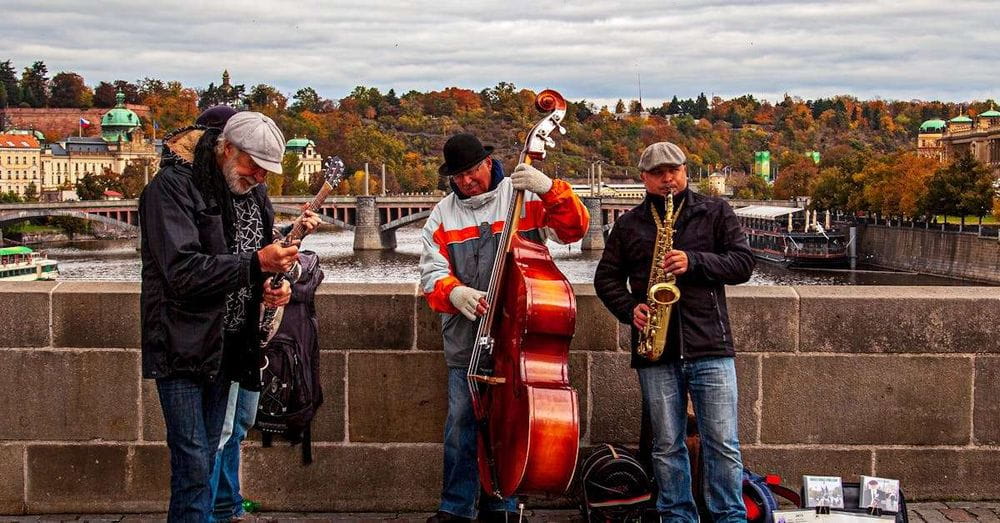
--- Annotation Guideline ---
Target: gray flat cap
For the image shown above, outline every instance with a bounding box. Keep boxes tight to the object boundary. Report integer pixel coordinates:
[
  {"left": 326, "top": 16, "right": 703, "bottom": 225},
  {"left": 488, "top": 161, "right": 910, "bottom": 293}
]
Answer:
[
  {"left": 222, "top": 111, "right": 285, "bottom": 174},
  {"left": 638, "top": 142, "right": 687, "bottom": 171}
]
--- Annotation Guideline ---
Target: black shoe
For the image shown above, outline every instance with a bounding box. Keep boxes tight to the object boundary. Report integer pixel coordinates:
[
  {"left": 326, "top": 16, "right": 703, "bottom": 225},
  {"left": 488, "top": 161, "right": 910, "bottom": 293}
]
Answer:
[
  {"left": 427, "top": 511, "right": 473, "bottom": 523},
  {"left": 478, "top": 511, "right": 528, "bottom": 523}
]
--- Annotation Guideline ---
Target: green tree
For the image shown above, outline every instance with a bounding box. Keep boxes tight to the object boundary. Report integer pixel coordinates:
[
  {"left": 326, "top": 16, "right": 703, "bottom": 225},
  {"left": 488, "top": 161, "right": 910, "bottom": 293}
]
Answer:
[
  {"left": 693, "top": 92, "right": 709, "bottom": 118},
  {"left": 291, "top": 87, "right": 328, "bottom": 113},
  {"left": 920, "top": 154, "right": 994, "bottom": 227},
  {"left": 246, "top": 83, "right": 288, "bottom": 118},
  {"left": 0, "top": 191, "right": 23, "bottom": 203},
  {"left": 0, "top": 60, "right": 20, "bottom": 107},
  {"left": 75, "top": 172, "right": 108, "bottom": 200},
  {"left": 49, "top": 72, "right": 93, "bottom": 108},
  {"left": 281, "top": 152, "right": 311, "bottom": 195},
  {"left": 810, "top": 167, "right": 860, "bottom": 212},
  {"left": 20, "top": 61, "right": 49, "bottom": 107},
  {"left": 344, "top": 125, "right": 406, "bottom": 177},
  {"left": 23, "top": 182, "right": 38, "bottom": 202},
  {"left": 117, "top": 159, "right": 155, "bottom": 198}
]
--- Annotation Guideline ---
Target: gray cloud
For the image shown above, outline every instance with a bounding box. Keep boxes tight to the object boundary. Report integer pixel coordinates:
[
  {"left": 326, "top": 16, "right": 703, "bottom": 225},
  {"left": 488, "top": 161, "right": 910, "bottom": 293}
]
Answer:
[{"left": 2, "top": 0, "right": 997, "bottom": 106}]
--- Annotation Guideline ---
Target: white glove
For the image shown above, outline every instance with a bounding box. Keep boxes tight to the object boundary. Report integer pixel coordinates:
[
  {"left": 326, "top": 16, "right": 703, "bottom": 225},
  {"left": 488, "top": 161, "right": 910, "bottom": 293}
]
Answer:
[
  {"left": 449, "top": 285, "right": 487, "bottom": 321},
  {"left": 511, "top": 163, "right": 553, "bottom": 195}
]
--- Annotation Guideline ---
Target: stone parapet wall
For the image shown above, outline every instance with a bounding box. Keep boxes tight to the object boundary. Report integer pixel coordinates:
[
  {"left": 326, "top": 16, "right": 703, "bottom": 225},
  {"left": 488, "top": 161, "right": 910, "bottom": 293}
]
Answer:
[
  {"left": 859, "top": 225, "right": 1000, "bottom": 283},
  {"left": 0, "top": 282, "right": 999, "bottom": 514}
]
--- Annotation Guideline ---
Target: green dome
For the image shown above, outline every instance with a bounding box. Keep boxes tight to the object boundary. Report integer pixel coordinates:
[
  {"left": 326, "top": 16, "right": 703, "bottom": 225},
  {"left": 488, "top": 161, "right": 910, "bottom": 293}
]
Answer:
[
  {"left": 919, "top": 119, "right": 946, "bottom": 131},
  {"left": 949, "top": 114, "right": 973, "bottom": 123},
  {"left": 100, "top": 91, "right": 141, "bottom": 142},
  {"left": 979, "top": 109, "right": 1000, "bottom": 118},
  {"left": 286, "top": 138, "right": 315, "bottom": 148}
]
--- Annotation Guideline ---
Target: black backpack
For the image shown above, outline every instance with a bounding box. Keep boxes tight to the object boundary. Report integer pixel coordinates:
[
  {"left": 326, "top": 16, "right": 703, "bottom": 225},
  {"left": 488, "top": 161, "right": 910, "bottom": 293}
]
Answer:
[
  {"left": 579, "top": 444, "right": 655, "bottom": 522},
  {"left": 255, "top": 250, "right": 324, "bottom": 464}
]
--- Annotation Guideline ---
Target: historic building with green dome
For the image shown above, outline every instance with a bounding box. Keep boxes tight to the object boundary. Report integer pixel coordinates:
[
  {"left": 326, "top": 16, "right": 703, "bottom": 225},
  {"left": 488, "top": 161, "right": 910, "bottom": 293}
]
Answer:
[
  {"left": 917, "top": 106, "right": 1000, "bottom": 174},
  {"left": 100, "top": 91, "right": 143, "bottom": 143}
]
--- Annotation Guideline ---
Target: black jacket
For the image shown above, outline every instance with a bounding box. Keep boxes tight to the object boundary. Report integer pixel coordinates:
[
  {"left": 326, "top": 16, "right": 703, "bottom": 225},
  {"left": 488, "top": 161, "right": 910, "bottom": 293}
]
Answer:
[
  {"left": 139, "top": 128, "right": 274, "bottom": 384},
  {"left": 594, "top": 190, "right": 754, "bottom": 367}
]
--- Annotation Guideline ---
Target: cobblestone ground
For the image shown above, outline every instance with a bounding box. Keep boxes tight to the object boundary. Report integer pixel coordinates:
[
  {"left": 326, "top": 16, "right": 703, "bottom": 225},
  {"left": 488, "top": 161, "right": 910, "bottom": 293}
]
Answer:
[{"left": 3, "top": 504, "right": 1000, "bottom": 522}]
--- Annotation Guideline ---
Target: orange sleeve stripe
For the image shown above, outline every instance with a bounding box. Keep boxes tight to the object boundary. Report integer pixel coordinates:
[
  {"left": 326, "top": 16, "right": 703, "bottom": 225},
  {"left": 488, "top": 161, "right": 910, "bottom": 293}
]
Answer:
[{"left": 425, "top": 275, "right": 461, "bottom": 314}]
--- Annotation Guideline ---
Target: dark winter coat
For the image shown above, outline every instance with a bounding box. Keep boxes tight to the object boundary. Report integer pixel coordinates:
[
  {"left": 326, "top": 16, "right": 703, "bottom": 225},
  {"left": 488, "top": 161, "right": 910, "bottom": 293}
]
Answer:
[
  {"left": 139, "top": 128, "right": 274, "bottom": 384},
  {"left": 594, "top": 189, "right": 754, "bottom": 367}
]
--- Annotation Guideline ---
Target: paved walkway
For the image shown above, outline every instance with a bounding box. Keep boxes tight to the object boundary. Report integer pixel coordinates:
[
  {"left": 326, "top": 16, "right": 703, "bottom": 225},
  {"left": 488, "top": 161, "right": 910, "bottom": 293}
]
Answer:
[{"left": 5, "top": 504, "right": 1000, "bottom": 522}]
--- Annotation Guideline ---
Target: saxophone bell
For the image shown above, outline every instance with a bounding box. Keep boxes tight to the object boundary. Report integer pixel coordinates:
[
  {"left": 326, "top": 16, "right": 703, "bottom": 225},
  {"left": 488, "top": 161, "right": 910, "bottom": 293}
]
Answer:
[{"left": 649, "top": 281, "right": 681, "bottom": 306}]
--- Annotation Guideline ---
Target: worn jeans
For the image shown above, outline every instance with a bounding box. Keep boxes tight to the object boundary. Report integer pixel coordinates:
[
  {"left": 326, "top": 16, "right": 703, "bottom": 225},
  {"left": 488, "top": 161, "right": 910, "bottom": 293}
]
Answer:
[
  {"left": 210, "top": 382, "right": 260, "bottom": 522},
  {"left": 440, "top": 368, "right": 517, "bottom": 519},
  {"left": 156, "top": 375, "right": 230, "bottom": 523},
  {"left": 637, "top": 357, "right": 745, "bottom": 523}
]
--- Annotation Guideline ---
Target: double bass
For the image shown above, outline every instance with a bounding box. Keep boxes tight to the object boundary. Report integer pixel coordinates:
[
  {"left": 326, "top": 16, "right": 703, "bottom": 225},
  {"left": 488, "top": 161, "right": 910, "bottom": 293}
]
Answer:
[{"left": 467, "top": 89, "right": 580, "bottom": 497}]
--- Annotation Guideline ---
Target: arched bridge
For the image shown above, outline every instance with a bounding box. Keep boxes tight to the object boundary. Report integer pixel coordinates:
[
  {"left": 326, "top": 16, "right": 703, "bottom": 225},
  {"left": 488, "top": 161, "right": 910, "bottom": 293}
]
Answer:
[{"left": 0, "top": 196, "right": 795, "bottom": 250}]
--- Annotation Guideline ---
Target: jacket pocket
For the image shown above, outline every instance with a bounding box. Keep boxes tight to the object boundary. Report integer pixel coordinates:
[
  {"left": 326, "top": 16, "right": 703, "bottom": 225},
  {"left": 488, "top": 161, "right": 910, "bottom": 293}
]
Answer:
[{"left": 196, "top": 210, "right": 228, "bottom": 254}]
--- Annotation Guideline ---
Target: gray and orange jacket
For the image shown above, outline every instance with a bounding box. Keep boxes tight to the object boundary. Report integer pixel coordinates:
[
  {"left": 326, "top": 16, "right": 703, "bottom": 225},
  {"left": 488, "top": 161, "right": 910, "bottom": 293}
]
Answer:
[{"left": 419, "top": 172, "right": 590, "bottom": 368}]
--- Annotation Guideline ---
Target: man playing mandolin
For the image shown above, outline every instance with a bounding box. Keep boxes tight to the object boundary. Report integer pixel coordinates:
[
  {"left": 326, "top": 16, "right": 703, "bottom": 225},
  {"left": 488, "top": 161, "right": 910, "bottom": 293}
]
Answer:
[
  {"left": 139, "top": 111, "right": 318, "bottom": 521},
  {"left": 594, "top": 141, "right": 754, "bottom": 522},
  {"left": 419, "top": 133, "right": 589, "bottom": 523}
]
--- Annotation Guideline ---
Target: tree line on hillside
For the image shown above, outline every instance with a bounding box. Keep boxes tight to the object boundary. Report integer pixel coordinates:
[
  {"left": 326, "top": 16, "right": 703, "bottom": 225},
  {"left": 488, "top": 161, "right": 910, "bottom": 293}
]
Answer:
[{"left": 1, "top": 59, "right": 997, "bottom": 219}]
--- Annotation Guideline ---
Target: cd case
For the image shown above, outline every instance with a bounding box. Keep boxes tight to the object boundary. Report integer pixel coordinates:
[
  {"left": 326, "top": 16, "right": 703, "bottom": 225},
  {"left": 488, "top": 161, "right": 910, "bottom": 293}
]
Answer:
[{"left": 803, "top": 475, "right": 845, "bottom": 508}]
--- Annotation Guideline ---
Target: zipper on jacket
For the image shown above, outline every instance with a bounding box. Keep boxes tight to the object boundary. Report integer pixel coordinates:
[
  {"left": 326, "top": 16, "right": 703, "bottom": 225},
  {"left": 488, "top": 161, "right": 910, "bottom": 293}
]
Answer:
[
  {"left": 711, "top": 289, "right": 727, "bottom": 346},
  {"left": 677, "top": 302, "right": 685, "bottom": 360}
]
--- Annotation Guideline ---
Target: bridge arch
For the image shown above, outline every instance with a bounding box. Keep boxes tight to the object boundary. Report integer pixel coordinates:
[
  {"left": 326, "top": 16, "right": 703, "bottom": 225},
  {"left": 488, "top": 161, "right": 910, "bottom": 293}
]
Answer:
[
  {"left": 380, "top": 209, "right": 431, "bottom": 232},
  {"left": 271, "top": 205, "right": 355, "bottom": 231},
  {"left": 0, "top": 209, "right": 138, "bottom": 231}
]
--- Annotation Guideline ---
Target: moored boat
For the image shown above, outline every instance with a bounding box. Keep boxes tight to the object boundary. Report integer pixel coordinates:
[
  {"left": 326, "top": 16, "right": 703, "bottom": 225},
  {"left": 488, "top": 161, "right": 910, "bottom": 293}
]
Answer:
[
  {"left": 0, "top": 246, "right": 60, "bottom": 281},
  {"left": 734, "top": 205, "right": 848, "bottom": 267}
]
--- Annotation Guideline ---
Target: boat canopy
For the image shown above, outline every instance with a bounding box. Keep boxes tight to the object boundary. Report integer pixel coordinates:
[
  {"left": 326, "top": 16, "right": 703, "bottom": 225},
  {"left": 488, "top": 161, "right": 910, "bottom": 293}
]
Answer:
[
  {"left": 0, "top": 246, "right": 33, "bottom": 256},
  {"left": 733, "top": 206, "right": 804, "bottom": 220}
]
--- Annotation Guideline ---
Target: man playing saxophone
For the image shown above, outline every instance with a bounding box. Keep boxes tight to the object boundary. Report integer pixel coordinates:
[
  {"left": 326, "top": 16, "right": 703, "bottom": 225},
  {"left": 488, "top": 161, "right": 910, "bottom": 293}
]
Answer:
[{"left": 594, "top": 141, "right": 754, "bottom": 522}]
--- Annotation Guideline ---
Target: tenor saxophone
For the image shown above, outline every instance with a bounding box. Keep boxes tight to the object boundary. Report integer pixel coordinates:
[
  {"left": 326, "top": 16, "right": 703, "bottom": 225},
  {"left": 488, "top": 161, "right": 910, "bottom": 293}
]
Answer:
[{"left": 636, "top": 195, "right": 682, "bottom": 361}]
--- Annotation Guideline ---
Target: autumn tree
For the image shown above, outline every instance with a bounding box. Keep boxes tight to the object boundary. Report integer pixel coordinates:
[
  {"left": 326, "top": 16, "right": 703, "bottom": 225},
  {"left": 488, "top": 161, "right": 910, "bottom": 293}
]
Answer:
[
  {"left": 292, "top": 87, "right": 331, "bottom": 113},
  {"left": 142, "top": 81, "right": 199, "bottom": 135},
  {"left": 920, "top": 154, "right": 996, "bottom": 228},
  {"left": 246, "top": 84, "right": 288, "bottom": 118},
  {"left": 75, "top": 172, "right": 108, "bottom": 200},
  {"left": 281, "top": 152, "right": 311, "bottom": 195},
  {"left": 773, "top": 154, "right": 819, "bottom": 199},
  {"left": 49, "top": 72, "right": 93, "bottom": 108}
]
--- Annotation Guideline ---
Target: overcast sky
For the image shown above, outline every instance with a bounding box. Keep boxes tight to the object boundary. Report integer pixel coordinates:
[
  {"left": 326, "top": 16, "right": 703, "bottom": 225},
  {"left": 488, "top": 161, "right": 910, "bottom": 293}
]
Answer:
[{"left": 2, "top": 0, "right": 998, "bottom": 108}]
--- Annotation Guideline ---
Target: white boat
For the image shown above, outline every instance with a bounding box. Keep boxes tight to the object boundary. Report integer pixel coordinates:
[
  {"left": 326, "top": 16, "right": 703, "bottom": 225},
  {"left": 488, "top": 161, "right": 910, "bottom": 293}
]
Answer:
[{"left": 0, "top": 246, "right": 60, "bottom": 281}]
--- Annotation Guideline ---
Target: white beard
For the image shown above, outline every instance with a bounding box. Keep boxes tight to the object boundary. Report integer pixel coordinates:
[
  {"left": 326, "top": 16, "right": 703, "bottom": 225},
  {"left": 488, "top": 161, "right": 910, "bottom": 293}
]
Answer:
[{"left": 223, "top": 155, "right": 256, "bottom": 195}]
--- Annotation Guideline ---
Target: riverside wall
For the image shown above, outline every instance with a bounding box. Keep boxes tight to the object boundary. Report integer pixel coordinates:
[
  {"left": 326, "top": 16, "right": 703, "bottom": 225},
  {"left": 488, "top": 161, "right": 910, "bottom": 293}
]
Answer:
[
  {"left": 1, "top": 282, "right": 999, "bottom": 514},
  {"left": 858, "top": 224, "right": 1000, "bottom": 283}
]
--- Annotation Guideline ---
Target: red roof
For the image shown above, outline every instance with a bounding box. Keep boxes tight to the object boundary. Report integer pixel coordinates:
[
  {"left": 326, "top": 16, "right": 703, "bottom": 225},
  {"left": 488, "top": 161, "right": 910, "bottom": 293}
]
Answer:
[
  {"left": 103, "top": 190, "right": 123, "bottom": 197},
  {"left": 0, "top": 134, "right": 41, "bottom": 149}
]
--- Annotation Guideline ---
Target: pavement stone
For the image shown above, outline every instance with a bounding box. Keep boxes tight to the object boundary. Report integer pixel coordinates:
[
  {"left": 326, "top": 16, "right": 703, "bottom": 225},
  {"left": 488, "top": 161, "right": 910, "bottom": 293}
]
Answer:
[{"left": 6, "top": 506, "right": 1000, "bottom": 522}]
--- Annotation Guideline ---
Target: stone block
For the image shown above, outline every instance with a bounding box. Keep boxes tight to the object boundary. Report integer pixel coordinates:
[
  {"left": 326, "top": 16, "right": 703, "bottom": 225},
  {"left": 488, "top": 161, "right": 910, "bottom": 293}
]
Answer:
[
  {"left": 736, "top": 355, "right": 759, "bottom": 445},
  {"left": 742, "top": 447, "right": 872, "bottom": 490},
  {"left": 761, "top": 355, "right": 971, "bottom": 445},
  {"left": 348, "top": 352, "right": 447, "bottom": 442},
  {"left": 0, "top": 282, "right": 56, "bottom": 348},
  {"left": 569, "top": 352, "right": 589, "bottom": 440},
  {"left": 589, "top": 352, "right": 641, "bottom": 443},
  {"left": 141, "top": 380, "right": 165, "bottom": 442},
  {"left": 570, "top": 286, "right": 621, "bottom": 352},
  {"left": 316, "top": 284, "right": 415, "bottom": 350},
  {"left": 126, "top": 445, "right": 170, "bottom": 508},
  {"left": 26, "top": 445, "right": 128, "bottom": 512},
  {"left": 797, "top": 287, "right": 1000, "bottom": 353},
  {"left": 975, "top": 356, "right": 1000, "bottom": 445},
  {"left": 52, "top": 282, "right": 140, "bottom": 348},
  {"left": 313, "top": 352, "right": 346, "bottom": 442},
  {"left": 0, "top": 350, "right": 139, "bottom": 441},
  {"left": 726, "top": 286, "right": 798, "bottom": 352},
  {"left": 0, "top": 444, "right": 24, "bottom": 514},
  {"left": 877, "top": 449, "right": 1000, "bottom": 500},
  {"left": 241, "top": 444, "right": 441, "bottom": 511},
  {"left": 415, "top": 298, "right": 443, "bottom": 352}
]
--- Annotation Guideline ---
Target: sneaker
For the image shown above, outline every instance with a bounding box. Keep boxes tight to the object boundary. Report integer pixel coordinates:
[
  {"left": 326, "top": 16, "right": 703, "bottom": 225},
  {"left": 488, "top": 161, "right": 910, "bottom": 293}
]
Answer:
[{"left": 427, "top": 511, "right": 473, "bottom": 523}]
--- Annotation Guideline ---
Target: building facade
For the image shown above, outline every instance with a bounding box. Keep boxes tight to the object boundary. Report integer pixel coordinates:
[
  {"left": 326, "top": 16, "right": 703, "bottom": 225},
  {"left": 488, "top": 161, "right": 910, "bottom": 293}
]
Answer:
[
  {"left": 285, "top": 138, "right": 323, "bottom": 183},
  {"left": 918, "top": 109, "right": 1000, "bottom": 174},
  {"left": 0, "top": 134, "right": 43, "bottom": 197}
]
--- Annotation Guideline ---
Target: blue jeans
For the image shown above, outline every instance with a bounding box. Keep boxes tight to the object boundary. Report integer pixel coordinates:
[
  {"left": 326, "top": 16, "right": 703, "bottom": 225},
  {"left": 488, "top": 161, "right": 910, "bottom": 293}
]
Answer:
[
  {"left": 210, "top": 382, "right": 260, "bottom": 522},
  {"left": 637, "top": 357, "right": 745, "bottom": 523},
  {"left": 440, "top": 368, "right": 517, "bottom": 519},
  {"left": 156, "top": 375, "right": 230, "bottom": 523}
]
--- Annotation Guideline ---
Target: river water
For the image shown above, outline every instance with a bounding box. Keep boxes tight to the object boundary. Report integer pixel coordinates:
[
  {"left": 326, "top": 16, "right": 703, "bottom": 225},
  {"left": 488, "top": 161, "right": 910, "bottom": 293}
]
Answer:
[{"left": 42, "top": 227, "right": 978, "bottom": 286}]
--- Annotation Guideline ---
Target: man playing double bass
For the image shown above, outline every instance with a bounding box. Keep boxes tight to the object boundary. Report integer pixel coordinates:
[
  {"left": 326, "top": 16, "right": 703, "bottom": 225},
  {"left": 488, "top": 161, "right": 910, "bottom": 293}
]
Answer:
[
  {"left": 594, "top": 142, "right": 754, "bottom": 522},
  {"left": 419, "top": 133, "right": 589, "bottom": 523}
]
